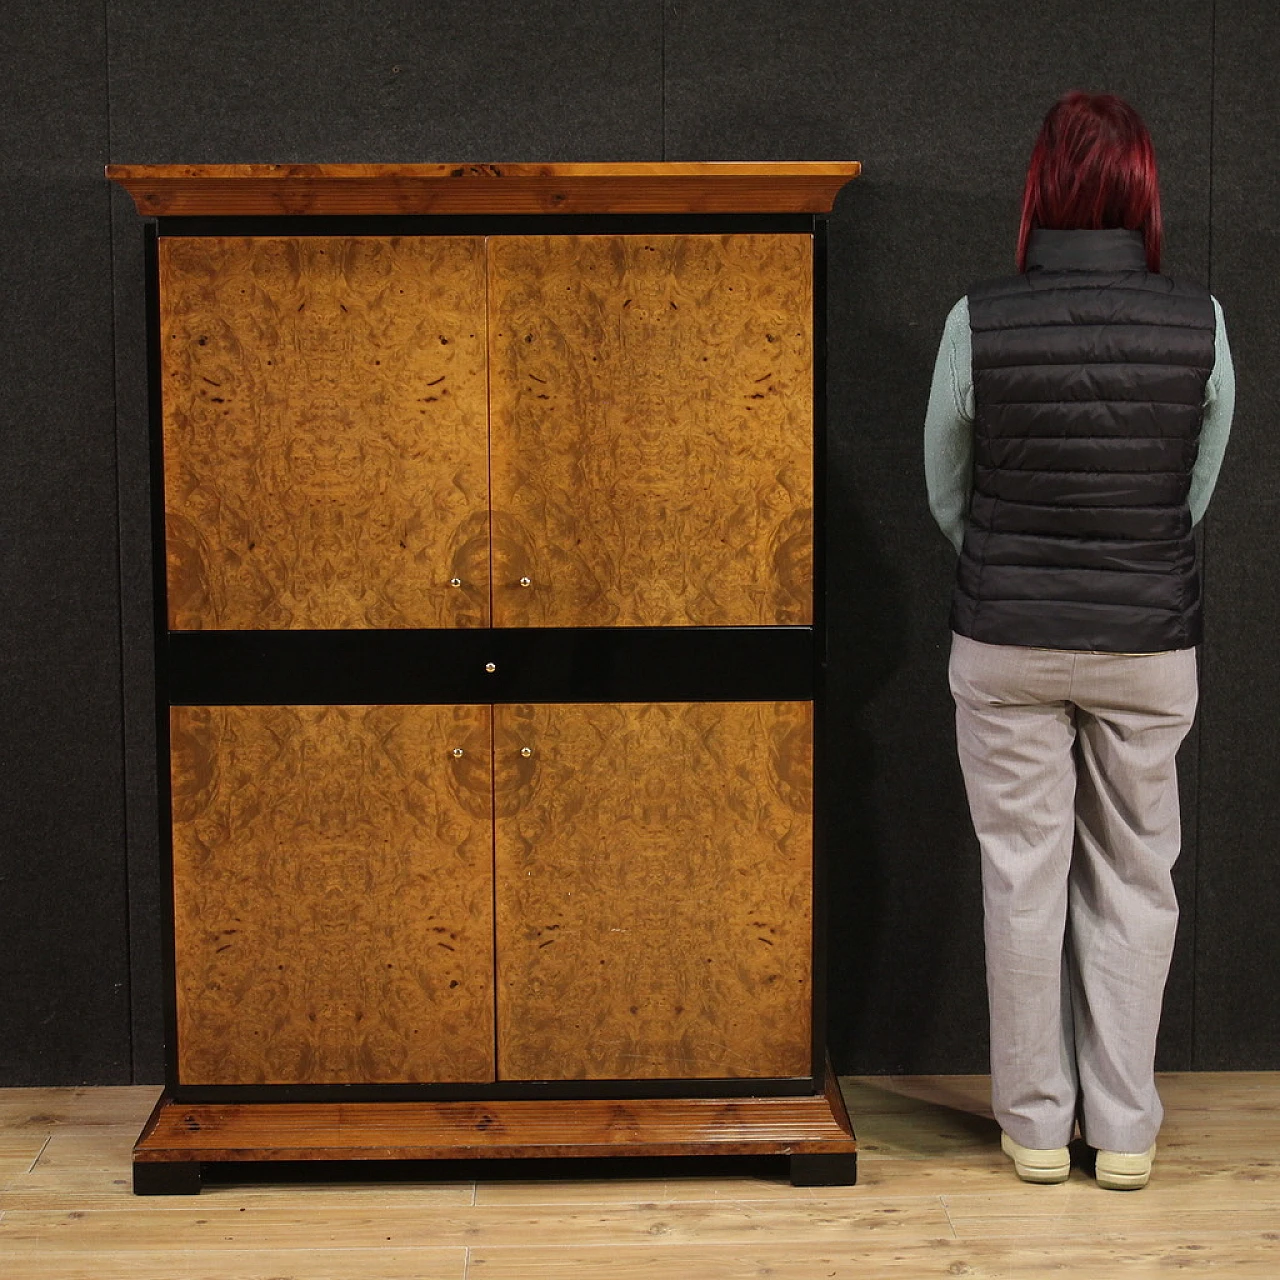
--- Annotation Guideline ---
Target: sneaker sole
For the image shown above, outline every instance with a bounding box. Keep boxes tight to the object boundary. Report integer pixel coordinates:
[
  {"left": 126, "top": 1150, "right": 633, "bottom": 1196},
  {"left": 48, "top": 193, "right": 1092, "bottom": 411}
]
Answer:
[
  {"left": 1001, "top": 1132, "right": 1070, "bottom": 1183},
  {"left": 1095, "top": 1146, "right": 1155, "bottom": 1191}
]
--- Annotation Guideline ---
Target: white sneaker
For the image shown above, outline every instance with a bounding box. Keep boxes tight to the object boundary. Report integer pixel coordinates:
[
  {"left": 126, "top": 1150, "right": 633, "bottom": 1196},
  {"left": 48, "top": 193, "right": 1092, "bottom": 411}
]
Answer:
[
  {"left": 1000, "top": 1131, "right": 1070, "bottom": 1184},
  {"left": 1095, "top": 1144, "right": 1156, "bottom": 1190}
]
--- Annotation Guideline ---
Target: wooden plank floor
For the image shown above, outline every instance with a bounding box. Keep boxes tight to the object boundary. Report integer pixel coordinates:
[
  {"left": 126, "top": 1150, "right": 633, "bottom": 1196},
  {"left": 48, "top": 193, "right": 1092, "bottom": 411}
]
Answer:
[{"left": 1, "top": 1074, "right": 1277, "bottom": 1278}]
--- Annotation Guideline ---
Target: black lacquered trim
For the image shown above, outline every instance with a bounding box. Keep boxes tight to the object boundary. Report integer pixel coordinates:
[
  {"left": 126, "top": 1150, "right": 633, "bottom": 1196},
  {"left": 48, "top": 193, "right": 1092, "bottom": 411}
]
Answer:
[
  {"left": 145, "top": 223, "right": 182, "bottom": 1090},
  {"left": 810, "top": 217, "right": 829, "bottom": 1081},
  {"left": 172, "top": 1075, "right": 819, "bottom": 1104},
  {"left": 155, "top": 213, "right": 816, "bottom": 238},
  {"left": 166, "top": 627, "right": 815, "bottom": 705}
]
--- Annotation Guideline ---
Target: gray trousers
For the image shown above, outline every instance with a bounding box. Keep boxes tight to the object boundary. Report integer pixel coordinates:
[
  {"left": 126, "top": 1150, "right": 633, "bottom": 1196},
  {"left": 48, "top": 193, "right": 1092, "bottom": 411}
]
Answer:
[{"left": 948, "top": 633, "right": 1198, "bottom": 1153}]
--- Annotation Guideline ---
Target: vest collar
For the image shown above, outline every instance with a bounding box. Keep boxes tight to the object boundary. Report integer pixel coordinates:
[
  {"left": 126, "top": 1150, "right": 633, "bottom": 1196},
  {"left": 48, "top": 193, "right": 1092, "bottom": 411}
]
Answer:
[{"left": 1025, "top": 228, "right": 1147, "bottom": 273}]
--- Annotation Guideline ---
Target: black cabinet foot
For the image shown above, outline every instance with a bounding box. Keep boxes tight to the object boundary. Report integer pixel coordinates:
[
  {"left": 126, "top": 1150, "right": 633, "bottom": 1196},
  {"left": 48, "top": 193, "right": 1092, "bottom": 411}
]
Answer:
[
  {"left": 789, "top": 1152, "right": 857, "bottom": 1186},
  {"left": 133, "top": 1160, "right": 202, "bottom": 1195}
]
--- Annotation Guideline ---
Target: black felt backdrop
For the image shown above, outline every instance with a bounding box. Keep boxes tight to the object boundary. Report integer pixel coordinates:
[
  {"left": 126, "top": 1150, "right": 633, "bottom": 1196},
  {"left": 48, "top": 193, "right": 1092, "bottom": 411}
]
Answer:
[{"left": 2, "top": 0, "right": 1274, "bottom": 1083}]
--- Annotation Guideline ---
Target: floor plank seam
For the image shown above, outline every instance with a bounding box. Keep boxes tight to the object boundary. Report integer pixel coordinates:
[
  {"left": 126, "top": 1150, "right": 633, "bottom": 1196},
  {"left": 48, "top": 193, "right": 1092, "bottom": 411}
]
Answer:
[
  {"left": 0, "top": 1246, "right": 473, "bottom": 1256},
  {"left": 25, "top": 1135, "right": 51, "bottom": 1175},
  {"left": 939, "top": 1195, "right": 959, "bottom": 1240}
]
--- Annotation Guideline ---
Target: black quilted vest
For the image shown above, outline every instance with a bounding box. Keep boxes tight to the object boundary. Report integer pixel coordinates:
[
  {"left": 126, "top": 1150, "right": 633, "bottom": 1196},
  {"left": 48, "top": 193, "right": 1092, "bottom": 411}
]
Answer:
[{"left": 951, "top": 228, "right": 1216, "bottom": 653}]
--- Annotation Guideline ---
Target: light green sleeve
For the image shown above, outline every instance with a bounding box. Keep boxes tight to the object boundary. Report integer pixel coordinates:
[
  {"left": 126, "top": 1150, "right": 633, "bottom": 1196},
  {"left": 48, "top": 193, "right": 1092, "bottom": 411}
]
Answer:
[
  {"left": 923, "top": 297, "right": 975, "bottom": 552},
  {"left": 1190, "top": 296, "right": 1236, "bottom": 525}
]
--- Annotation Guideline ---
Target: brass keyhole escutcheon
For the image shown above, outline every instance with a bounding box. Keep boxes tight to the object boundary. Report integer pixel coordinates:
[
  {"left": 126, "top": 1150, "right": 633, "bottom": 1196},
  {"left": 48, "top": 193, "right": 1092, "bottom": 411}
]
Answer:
[
  {"left": 520, "top": 747, "right": 533, "bottom": 758},
  {"left": 449, "top": 577, "right": 462, "bottom": 588},
  {"left": 518, "top": 577, "right": 532, "bottom": 588},
  {"left": 452, "top": 748, "right": 464, "bottom": 758},
  {"left": 485, "top": 662, "right": 497, "bottom": 673}
]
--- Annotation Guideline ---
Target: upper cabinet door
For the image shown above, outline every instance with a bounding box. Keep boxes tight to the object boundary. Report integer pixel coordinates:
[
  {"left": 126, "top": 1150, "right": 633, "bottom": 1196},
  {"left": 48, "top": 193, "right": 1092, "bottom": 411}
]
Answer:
[
  {"left": 489, "top": 234, "right": 814, "bottom": 627},
  {"left": 159, "top": 236, "right": 490, "bottom": 629}
]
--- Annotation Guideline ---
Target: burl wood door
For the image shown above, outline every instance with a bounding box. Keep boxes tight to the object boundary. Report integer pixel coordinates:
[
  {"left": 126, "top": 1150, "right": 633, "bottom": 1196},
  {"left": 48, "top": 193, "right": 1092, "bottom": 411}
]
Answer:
[
  {"left": 159, "top": 236, "right": 491, "bottom": 629},
  {"left": 488, "top": 235, "right": 814, "bottom": 627},
  {"left": 493, "top": 700, "right": 813, "bottom": 1080},
  {"left": 170, "top": 704, "right": 495, "bottom": 1085}
]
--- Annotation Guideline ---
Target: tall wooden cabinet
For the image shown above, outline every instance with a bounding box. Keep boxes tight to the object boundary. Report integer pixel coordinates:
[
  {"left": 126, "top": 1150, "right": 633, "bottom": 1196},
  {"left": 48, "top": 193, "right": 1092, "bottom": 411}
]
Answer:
[{"left": 107, "top": 162, "right": 860, "bottom": 1192}]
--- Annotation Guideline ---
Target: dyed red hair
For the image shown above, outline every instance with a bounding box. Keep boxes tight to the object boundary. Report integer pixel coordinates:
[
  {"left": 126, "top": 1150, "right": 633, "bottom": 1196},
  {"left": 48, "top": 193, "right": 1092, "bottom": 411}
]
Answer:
[{"left": 1017, "top": 91, "right": 1162, "bottom": 273}]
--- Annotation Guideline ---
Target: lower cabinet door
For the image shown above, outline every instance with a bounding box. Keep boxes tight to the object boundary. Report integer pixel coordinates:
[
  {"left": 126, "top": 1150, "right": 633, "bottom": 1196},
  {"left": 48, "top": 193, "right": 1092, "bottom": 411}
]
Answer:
[
  {"left": 169, "top": 704, "right": 496, "bottom": 1085},
  {"left": 493, "top": 700, "right": 814, "bottom": 1080}
]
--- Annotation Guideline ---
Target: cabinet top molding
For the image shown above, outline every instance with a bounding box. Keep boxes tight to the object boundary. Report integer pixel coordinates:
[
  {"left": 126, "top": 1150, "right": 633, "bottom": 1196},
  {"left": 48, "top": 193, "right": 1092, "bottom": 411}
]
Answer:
[{"left": 105, "top": 161, "right": 861, "bottom": 216}]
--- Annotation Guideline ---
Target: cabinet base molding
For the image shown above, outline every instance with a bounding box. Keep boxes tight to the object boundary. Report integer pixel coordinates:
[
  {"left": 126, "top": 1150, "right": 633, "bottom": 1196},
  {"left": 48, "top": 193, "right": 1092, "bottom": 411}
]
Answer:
[{"left": 133, "top": 1066, "right": 857, "bottom": 1193}]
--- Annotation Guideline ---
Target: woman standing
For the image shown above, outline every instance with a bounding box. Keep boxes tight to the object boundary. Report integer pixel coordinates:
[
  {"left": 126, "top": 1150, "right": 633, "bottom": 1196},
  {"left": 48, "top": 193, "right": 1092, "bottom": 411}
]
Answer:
[{"left": 925, "top": 92, "right": 1235, "bottom": 1190}]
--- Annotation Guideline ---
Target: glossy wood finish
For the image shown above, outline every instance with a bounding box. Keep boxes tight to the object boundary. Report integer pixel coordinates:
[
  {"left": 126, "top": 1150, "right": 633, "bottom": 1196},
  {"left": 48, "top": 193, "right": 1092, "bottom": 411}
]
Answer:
[
  {"left": 134, "top": 195, "right": 834, "bottom": 1176},
  {"left": 489, "top": 235, "right": 813, "bottom": 627},
  {"left": 133, "top": 1062, "right": 852, "bottom": 1166},
  {"left": 493, "top": 701, "right": 813, "bottom": 1081},
  {"left": 159, "top": 236, "right": 490, "bottom": 629},
  {"left": 108, "top": 162, "right": 861, "bottom": 216},
  {"left": 170, "top": 704, "right": 496, "bottom": 1085}
]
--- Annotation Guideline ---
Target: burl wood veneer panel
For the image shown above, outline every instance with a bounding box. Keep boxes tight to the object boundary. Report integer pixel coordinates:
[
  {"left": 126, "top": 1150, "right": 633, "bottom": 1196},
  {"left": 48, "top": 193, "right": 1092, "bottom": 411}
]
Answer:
[
  {"left": 489, "top": 235, "right": 813, "bottom": 626},
  {"left": 159, "top": 236, "right": 490, "bottom": 629},
  {"left": 170, "top": 704, "right": 495, "bottom": 1084},
  {"left": 493, "top": 700, "right": 813, "bottom": 1080}
]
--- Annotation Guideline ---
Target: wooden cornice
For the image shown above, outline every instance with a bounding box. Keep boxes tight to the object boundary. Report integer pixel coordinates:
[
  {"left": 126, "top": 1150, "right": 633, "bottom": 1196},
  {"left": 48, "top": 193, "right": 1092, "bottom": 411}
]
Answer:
[{"left": 105, "top": 161, "right": 861, "bottom": 217}]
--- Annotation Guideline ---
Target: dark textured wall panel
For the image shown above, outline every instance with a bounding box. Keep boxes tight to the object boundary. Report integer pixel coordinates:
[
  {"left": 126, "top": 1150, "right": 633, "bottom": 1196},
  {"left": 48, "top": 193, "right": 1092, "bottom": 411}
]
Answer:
[
  {"left": 0, "top": 2, "right": 131, "bottom": 1083},
  {"left": 667, "top": 0, "right": 1215, "bottom": 1072},
  {"left": 107, "top": 0, "right": 664, "bottom": 1082},
  {"left": 1195, "top": 0, "right": 1280, "bottom": 1069},
  {"left": 107, "top": 0, "right": 662, "bottom": 163},
  {"left": 2, "top": 0, "right": 1273, "bottom": 1088}
]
